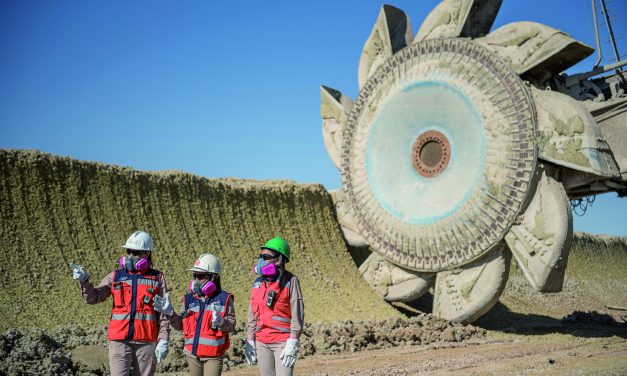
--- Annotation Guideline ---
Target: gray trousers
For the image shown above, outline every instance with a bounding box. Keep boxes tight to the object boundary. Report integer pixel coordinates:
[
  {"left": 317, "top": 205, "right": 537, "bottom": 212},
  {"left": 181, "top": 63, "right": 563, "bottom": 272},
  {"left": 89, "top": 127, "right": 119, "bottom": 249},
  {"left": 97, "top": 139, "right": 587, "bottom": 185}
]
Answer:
[
  {"left": 256, "top": 341, "right": 293, "bottom": 376},
  {"left": 186, "top": 354, "right": 224, "bottom": 376},
  {"left": 108, "top": 340, "right": 156, "bottom": 376}
]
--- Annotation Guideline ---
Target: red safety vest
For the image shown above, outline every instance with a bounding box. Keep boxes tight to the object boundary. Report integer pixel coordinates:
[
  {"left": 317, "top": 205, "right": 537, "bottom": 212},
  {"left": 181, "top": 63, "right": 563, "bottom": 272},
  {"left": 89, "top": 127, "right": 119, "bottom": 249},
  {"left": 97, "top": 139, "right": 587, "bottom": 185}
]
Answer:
[
  {"left": 182, "top": 290, "right": 232, "bottom": 358},
  {"left": 250, "top": 277, "right": 292, "bottom": 344},
  {"left": 108, "top": 268, "right": 162, "bottom": 342}
]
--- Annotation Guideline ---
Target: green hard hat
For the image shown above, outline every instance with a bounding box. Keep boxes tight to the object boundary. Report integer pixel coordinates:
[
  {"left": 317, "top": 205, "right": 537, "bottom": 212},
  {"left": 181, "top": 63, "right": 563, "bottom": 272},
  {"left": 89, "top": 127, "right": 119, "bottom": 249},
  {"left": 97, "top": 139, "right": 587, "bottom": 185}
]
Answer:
[{"left": 261, "top": 237, "right": 291, "bottom": 261}]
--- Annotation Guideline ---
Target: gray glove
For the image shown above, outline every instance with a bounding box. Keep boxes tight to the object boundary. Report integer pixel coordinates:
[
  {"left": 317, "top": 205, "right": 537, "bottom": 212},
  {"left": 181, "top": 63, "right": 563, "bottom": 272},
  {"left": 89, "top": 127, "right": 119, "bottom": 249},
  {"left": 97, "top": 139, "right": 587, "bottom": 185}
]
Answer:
[
  {"left": 153, "top": 292, "right": 174, "bottom": 317},
  {"left": 155, "top": 339, "right": 169, "bottom": 363},
  {"left": 211, "top": 308, "right": 224, "bottom": 329},
  {"left": 280, "top": 338, "right": 299, "bottom": 368},
  {"left": 70, "top": 263, "right": 89, "bottom": 283},
  {"left": 244, "top": 339, "right": 257, "bottom": 365}
]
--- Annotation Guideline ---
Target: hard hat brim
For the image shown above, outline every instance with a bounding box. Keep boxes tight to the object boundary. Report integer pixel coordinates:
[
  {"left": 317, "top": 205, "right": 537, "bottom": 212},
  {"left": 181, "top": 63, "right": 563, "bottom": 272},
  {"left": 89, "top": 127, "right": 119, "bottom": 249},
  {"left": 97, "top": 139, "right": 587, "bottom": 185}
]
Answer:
[
  {"left": 188, "top": 267, "right": 210, "bottom": 273},
  {"left": 260, "top": 247, "right": 289, "bottom": 261},
  {"left": 120, "top": 245, "right": 152, "bottom": 251}
]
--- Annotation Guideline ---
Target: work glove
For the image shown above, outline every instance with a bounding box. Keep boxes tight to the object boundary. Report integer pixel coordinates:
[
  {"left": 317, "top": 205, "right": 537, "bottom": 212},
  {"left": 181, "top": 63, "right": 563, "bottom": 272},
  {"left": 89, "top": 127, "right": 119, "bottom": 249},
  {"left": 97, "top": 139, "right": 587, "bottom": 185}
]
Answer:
[
  {"left": 211, "top": 308, "right": 224, "bottom": 329},
  {"left": 153, "top": 292, "right": 174, "bottom": 317},
  {"left": 155, "top": 339, "right": 169, "bottom": 363},
  {"left": 244, "top": 339, "right": 257, "bottom": 365},
  {"left": 280, "top": 338, "right": 299, "bottom": 368},
  {"left": 70, "top": 263, "right": 89, "bottom": 283}
]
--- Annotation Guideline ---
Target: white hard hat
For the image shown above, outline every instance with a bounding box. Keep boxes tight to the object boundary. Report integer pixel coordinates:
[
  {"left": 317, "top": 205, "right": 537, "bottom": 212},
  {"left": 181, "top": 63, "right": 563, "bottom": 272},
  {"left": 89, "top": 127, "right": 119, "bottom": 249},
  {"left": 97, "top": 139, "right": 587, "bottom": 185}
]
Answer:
[
  {"left": 188, "top": 253, "right": 221, "bottom": 275},
  {"left": 121, "top": 231, "right": 154, "bottom": 251}
]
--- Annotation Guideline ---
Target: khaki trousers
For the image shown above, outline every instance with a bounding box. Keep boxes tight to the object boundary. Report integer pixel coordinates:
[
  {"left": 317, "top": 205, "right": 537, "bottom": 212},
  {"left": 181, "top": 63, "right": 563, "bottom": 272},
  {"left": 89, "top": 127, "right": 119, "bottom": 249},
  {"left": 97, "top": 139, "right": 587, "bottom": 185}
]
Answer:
[
  {"left": 186, "top": 354, "right": 224, "bottom": 376},
  {"left": 108, "top": 340, "right": 156, "bottom": 376},
  {"left": 256, "top": 341, "right": 293, "bottom": 376}
]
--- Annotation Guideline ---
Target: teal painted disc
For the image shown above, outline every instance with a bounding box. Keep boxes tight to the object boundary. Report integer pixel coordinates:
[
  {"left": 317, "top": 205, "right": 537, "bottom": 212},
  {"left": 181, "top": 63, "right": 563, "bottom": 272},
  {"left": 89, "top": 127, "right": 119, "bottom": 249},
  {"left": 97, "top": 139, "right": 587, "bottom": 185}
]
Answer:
[{"left": 341, "top": 38, "right": 537, "bottom": 272}]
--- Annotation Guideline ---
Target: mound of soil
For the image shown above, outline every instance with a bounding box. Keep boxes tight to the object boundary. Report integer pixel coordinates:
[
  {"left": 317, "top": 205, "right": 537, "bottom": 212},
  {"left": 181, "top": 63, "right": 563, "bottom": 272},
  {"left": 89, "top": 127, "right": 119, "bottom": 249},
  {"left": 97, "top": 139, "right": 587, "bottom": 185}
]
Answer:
[
  {"left": 0, "top": 149, "right": 396, "bottom": 331},
  {"left": 0, "top": 328, "right": 74, "bottom": 376}
]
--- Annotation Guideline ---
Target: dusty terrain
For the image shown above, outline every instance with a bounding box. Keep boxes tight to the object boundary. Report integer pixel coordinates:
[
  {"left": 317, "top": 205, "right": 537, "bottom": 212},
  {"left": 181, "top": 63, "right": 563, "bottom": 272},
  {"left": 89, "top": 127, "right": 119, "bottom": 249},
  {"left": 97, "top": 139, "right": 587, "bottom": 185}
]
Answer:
[
  {"left": 229, "top": 337, "right": 626, "bottom": 376},
  {"left": 262, "top": 315, "right": 627, "bottom": 376},
  {"left": 2, "top": 308, "right": 624, "bottom": 375},
  {"left": 220, "top": 308, "right": 627, "bottom": 376}
]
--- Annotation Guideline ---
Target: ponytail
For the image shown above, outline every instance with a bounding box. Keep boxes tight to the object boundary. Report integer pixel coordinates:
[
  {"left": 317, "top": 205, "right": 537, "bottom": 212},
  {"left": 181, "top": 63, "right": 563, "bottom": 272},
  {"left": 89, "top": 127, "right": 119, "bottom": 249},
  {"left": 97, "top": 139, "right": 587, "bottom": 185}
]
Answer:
[{"left": 277, "top": 256, "right": 291, "bottom": 290}]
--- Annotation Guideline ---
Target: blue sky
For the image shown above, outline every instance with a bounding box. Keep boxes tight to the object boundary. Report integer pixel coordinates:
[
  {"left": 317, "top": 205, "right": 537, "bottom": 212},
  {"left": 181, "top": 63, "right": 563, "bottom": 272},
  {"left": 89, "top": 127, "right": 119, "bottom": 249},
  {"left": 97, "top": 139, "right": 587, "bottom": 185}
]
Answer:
[{"left": 1, "top": 0, "right": 626, "bottom": 236}]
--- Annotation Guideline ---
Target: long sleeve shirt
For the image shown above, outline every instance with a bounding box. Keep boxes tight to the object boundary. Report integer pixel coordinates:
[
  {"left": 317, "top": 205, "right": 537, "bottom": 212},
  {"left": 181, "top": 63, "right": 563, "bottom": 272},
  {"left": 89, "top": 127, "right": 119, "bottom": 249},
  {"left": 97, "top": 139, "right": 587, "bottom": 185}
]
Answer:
[
  {"left": 79, "top": 270, "right": 170, "bottom": 342},
  {"left": 246, "top": 273, "right": 304, "bottom": 341}
]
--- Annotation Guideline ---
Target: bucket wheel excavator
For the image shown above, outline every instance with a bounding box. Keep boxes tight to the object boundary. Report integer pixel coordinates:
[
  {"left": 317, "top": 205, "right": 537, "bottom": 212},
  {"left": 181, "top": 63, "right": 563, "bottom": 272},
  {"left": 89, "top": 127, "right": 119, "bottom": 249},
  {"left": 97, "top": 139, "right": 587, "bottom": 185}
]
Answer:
[{"left": 320, "top": 0, "right": 627, "bottom": 323}]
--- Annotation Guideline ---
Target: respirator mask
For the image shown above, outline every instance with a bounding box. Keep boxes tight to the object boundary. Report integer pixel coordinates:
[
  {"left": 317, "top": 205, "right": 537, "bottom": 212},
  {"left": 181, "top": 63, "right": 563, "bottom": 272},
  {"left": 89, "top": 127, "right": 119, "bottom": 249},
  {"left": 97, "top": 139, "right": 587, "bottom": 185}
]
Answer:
[
  {"left": 119, "top": 254, "right": 149, "bottom": 272},
  {"left": 190, "top": 274, "right": 217, "bottom": 296},
  {"left": 254, "top": 255, "right": 278, "bottom": 277}
]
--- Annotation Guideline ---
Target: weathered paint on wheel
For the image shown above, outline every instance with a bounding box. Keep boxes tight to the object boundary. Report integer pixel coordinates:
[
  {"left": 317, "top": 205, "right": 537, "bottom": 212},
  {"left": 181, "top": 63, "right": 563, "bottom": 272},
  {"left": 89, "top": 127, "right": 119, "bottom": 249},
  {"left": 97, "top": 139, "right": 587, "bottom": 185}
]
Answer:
[{"left": 341, "top": 38, "right": 537, "bottom": 272}]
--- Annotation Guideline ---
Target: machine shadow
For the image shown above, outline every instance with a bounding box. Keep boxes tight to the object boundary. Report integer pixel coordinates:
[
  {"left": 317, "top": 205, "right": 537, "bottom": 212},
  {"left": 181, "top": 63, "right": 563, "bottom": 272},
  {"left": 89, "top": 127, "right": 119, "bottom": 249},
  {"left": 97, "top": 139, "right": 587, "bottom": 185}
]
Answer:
[
  {"left": 393, "top": 295, "right": 627, "bottom": 340},
  {"left": 345, "top": 245, "right": 626, "bottom": 340}
]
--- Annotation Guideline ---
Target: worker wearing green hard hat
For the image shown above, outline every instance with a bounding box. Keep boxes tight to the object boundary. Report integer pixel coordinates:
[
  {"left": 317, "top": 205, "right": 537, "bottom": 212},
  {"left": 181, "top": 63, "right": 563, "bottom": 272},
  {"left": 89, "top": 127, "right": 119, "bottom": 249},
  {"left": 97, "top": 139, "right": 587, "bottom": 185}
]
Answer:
[
  {"left": 261, "top": 237, "right": 291, "bottom": 261},
  {"left": 245, "top": 237, "right": 304, "bottom": 376}
]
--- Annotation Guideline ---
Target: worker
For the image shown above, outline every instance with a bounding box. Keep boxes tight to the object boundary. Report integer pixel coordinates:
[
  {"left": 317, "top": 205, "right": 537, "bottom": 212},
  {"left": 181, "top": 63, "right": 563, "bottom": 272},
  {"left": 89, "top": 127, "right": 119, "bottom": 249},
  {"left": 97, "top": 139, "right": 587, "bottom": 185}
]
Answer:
[
  {"left": 70, "top": 230, "right": 170, "bottom": 376},
  {"left": 245, "top": 237, "right": 304, "bottom": 376},
  {"left": 153, "top": 253, "right": 235, "bottom": 376}
]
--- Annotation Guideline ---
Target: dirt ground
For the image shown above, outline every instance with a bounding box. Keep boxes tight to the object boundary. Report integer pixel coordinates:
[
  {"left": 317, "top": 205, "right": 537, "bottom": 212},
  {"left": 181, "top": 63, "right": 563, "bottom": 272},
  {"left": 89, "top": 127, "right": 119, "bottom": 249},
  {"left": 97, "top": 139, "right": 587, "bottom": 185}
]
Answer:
[
  {"left": 149, "top": 310, "right": 626, "bottom": 376},
  {"left": 225, "top": 331, "right": 626, "bottom": 376},
  {"left": 6, "top": 310, "right": 625, "bottom": 375}
]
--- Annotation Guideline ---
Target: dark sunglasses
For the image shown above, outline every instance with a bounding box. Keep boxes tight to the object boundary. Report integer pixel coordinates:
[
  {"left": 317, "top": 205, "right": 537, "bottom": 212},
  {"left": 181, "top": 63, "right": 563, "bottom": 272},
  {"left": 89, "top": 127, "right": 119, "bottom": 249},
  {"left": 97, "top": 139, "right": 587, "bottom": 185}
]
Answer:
[
  {"left": 127, "top": 249, "right": 146, "bottom": 256},
  {"left": 193, "top": 273, "right": 211, "bottom": 280},
  {"left": 259, "top": 254, "right": 277, "bottom": 261}
]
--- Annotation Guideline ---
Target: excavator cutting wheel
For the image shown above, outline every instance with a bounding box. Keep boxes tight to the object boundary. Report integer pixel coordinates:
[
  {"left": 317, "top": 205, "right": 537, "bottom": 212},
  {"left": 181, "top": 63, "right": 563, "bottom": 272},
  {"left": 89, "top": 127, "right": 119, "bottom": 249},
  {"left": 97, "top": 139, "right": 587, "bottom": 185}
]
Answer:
[{"left": 321, "top": 0, "right": 626, "bottom": 323}]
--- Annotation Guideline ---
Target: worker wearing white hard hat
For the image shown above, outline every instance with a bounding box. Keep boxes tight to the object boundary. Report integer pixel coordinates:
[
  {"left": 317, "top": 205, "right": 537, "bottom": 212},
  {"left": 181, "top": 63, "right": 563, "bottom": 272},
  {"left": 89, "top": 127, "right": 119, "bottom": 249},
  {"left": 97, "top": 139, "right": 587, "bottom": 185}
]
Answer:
[
  {"left": 71, "top": 230, "right": 171, "bottom": 376},
  {"left": 153, "top": 253, "right": 236, "bottom": 376}
]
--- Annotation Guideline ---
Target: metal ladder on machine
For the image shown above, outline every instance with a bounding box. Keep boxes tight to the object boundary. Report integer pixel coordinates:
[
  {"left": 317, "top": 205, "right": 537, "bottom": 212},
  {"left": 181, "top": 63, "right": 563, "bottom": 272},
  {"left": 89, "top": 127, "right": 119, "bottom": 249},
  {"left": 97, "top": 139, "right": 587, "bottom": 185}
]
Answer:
[{"left": 591, "top": 0, "right": 624, "bottom": 71}]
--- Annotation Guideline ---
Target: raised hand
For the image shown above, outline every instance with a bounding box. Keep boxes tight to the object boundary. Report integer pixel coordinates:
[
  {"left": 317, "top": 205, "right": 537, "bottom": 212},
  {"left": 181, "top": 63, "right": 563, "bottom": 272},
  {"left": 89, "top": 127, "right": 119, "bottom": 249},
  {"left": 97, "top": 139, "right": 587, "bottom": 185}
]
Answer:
[
  {"left": 153, "top": 292, "right": 174, "bottom": 317},
  {"left": 70, "top": 263, "right": 89, "bottom": 283}
]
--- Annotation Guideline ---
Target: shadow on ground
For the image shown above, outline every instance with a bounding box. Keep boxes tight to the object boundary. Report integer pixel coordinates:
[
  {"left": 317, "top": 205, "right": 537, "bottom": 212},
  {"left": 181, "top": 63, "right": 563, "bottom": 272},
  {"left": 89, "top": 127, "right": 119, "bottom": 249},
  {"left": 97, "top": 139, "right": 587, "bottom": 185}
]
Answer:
[
  {"left": 391, "top": 295, "right": 627, "bottom": 339},
  {"left": 476, "top": 302, "right": 627, "bottom": 339}
]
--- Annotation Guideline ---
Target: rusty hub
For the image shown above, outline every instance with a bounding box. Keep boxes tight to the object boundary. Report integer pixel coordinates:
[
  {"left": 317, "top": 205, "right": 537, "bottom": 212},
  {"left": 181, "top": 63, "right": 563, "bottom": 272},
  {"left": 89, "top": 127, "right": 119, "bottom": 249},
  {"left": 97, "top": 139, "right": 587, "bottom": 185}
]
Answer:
[{"left": 412, "top": 130, "right": 450, "bottom": 177}]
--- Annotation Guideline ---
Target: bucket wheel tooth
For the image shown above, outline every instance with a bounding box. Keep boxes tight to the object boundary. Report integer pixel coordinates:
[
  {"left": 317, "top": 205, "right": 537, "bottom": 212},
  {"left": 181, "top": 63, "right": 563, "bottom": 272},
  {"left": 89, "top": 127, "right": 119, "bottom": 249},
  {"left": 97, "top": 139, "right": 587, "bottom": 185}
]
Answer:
[
  {"left": 321, "top": 86, "right": 353, "bottom": 170},
  {"left": 531, "top": 86, "right": 620, "bottom": 177},
  {"left": 476, "top": 22, "right": 593, "bottom": 82},
  {"left": 433, "top": 243, "right": 510, "bottom": 323},
  {"left": 360, "top": 252, "right": 435, "bottom": 302},
  {"left": 358, "top": 5, "right": 413, "bottom": 89},
  {"left": 505, "top": 167, "right": 573, "bottom": 292},
  {"left": 415, "top": 0, "right": 503, "bottom": 42}
]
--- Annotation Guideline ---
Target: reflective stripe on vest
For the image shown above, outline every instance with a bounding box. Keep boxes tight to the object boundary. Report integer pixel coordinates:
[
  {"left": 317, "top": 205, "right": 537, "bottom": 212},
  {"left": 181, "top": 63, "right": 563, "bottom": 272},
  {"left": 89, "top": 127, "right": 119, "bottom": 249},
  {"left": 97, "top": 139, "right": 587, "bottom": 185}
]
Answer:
[
  {"left": 182, "top": 291, "right": 232, "bottom": 358},
  {"left": 119, "top": 278, "right": 157, "bottom": 287},
  {"left": 272, "top": 315, "right": 290, "bottom": 323},
  {"left": 186, "top": 303, "right": 225, "bottom": 314},
  {"left": 108, "top": 268, "right": 162, "bottom": 342},
  {"left": 184, "top": 337, "right": 226, "bottom": 346},
  {"left": 111, "top": 313, "right": 157, "bottom": 321},
  {"left": 256, "top": 325, "right": 290, "bottom": 333}
]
